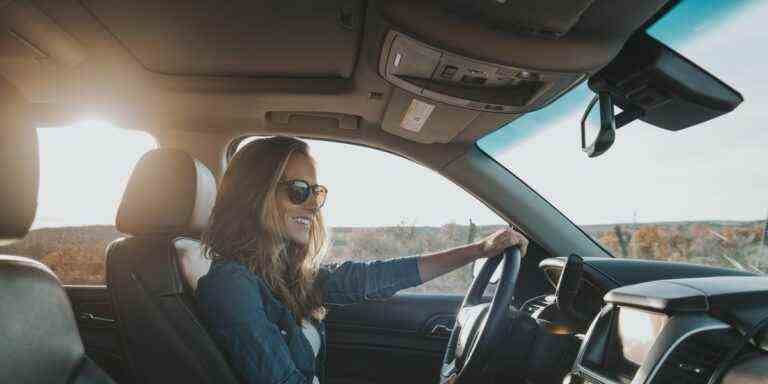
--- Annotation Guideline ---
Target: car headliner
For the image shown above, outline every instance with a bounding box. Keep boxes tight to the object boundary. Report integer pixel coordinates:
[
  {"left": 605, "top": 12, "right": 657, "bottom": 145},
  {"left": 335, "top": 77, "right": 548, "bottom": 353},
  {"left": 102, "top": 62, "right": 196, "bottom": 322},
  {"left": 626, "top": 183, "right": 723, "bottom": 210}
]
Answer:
[{"left": 0, "top": 0, "right": 673, "bottom": 259}]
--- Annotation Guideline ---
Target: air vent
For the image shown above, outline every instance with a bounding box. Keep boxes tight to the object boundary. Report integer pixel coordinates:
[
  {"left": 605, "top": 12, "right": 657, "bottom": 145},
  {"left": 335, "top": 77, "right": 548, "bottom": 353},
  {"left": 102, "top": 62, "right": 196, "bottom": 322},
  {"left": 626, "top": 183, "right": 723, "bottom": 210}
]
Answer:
[
  {"left": 654, "top": 329, "right": 741, "bottom": 383},
  {"left": 523, "top": 295, "right": 555, "bottom": 315}
]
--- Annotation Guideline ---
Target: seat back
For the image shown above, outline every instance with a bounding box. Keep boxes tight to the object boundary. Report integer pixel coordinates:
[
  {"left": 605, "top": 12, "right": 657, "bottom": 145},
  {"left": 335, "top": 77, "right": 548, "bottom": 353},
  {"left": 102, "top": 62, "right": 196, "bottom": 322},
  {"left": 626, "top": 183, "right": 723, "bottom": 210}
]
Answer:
[
  {"left": 0, "top": 88, "right": 113, "bottom": 383},
  {"left": 107, "top": 149, "right": 239, "bottom": 384},
  {"left": 0, "top": 256, "right": 116, "bottom": 384}
]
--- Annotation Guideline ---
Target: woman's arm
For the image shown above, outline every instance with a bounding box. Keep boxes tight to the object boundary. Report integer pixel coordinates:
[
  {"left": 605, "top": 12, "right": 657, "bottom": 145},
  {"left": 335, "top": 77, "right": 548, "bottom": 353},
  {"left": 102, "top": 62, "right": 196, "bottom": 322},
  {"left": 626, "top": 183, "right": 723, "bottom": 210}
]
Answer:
[
  {"left": 321, "top": 227, "right": 528, "bottom": 305},
  {"left": 417, "top": 227, "right": 528, "bottom": 283},
  {"left": 321, "top": 256, "right": 423, "bottom": 305}
]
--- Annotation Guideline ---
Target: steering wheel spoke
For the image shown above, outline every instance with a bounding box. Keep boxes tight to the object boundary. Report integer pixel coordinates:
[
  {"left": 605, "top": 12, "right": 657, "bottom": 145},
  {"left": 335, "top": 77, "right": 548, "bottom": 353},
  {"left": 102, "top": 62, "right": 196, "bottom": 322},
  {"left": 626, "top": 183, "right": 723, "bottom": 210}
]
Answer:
[{"left": 455, "top": 304, "right": 486, "bottom": 327}]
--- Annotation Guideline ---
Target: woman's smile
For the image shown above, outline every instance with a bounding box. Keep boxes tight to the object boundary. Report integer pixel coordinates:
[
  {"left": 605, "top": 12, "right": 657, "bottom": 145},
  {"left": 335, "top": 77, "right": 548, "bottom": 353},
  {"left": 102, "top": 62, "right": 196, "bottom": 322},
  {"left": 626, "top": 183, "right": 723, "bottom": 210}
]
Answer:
[
  {"left": 290, "top": 215, "right": 312, "bottom": 228},
  {"left": 287, "top": 214, "right": 312, "bottom": 238}
]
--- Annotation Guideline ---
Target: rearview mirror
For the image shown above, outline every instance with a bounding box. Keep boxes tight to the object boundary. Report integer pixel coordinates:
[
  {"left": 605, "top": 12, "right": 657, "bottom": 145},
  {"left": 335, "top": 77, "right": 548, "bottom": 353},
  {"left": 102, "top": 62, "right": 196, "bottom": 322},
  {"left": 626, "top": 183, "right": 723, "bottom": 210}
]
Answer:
[
  {"left": 579, "top": 33, "right": 743, "bottom": 157},
  {"left": 580, "top": 92, "right": 616, "bottom": 158}
]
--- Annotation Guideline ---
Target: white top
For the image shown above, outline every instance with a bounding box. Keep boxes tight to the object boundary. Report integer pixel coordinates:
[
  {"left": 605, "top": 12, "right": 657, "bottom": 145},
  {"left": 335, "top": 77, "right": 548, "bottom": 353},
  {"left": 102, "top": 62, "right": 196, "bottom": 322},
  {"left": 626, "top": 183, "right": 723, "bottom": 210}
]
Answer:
[{"left": 301, "top": 320, "right": 321, "bottom": 384}]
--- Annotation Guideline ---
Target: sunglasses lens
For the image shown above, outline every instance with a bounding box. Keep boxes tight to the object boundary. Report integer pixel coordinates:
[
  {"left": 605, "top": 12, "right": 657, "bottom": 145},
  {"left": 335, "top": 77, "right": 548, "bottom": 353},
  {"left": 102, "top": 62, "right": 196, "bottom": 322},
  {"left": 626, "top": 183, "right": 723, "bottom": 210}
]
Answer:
[{"left": 286, "top": 181, "right": 311, "bottom": 205}]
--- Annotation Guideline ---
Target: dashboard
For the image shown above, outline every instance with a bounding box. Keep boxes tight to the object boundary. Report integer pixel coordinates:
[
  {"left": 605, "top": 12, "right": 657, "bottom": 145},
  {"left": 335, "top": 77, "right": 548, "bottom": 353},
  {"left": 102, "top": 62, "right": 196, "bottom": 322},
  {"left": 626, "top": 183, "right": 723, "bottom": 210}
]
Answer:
[{"left": 521, "top": 257, "right": 768, "bottom": 384}]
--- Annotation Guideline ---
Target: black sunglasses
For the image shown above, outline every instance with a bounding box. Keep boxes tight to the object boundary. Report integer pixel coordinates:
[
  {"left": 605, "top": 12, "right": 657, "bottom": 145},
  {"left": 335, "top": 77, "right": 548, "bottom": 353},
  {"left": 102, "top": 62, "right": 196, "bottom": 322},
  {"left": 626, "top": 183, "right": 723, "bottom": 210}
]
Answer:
[{"left": 280, "top": 179, "right": 328, "bottom": 208}]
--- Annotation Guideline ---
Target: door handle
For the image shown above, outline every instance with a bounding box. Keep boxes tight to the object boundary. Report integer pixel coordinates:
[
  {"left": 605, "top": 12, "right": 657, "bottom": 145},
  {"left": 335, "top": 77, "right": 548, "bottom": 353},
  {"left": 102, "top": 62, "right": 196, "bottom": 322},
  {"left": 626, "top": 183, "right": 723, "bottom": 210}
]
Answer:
[
  {"left": 78, "top": 312, "right": 115, "bottom": 324},
  {"left": 430, "top": 324, "right": 454, "bottom": 338}
]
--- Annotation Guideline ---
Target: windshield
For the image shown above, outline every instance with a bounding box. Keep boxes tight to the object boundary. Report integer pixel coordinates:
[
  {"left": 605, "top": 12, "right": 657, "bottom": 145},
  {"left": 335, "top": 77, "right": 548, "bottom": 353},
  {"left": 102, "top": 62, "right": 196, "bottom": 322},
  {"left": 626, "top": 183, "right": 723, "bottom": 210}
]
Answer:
[{"left": 478, "top": 0, "right": 767, "bottom": 274}]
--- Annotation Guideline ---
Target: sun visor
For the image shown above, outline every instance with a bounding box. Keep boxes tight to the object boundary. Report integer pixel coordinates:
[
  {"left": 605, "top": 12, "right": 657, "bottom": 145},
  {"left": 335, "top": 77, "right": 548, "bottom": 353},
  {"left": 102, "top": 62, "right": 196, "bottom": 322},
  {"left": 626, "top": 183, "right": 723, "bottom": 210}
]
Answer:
[
  {"left": 443, "top": 0, "right": 596, "bottom": 39},
  {"left": 0, "top": 1, "right": 86, "bottom": 67},
  {"left": 81, "top": 0, "right": 365, "bottom": 78}
]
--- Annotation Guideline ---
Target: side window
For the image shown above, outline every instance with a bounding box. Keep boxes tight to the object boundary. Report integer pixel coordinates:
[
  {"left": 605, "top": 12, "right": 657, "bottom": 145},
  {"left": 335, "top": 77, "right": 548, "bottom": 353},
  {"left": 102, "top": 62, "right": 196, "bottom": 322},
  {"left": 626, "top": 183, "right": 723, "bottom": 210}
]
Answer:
[
  {"left": 234, "top": 137, "right": 506, "bottom": 294},
  {"left": 0, "top": 122, "right": 157, "bottom": 285}
]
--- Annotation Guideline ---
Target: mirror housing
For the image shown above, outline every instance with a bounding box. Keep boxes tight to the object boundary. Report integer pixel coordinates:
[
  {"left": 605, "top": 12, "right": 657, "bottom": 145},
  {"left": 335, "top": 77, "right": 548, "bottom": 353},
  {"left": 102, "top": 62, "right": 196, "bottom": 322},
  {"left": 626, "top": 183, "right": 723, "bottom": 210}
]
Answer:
[
  {"left": 579, "top": 33, "right": 743, "bottom": 157},
  {"left": 589, "top": 33, "right": 743, "bottom": 131}
]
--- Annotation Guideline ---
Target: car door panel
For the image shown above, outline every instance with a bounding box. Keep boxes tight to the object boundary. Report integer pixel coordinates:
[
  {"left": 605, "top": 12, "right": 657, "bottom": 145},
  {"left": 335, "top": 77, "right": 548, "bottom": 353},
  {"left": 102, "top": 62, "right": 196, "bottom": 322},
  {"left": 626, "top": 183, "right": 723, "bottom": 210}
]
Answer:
[
  {"left": 66, "top": 285, "right": 128, "bottom": 383},
  {"left": 325, "top": 294, "right": 461, "bottom": 384},
  {"left": 324, "top": 245, "right": 553, "bottom": 384}
]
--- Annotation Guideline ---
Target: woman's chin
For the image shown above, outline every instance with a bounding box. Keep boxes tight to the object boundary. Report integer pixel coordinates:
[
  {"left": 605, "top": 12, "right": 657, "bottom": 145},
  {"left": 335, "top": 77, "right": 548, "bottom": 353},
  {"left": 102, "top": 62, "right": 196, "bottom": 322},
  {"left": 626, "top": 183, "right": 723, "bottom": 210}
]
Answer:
[
  {"left": 285, "top": 222, "right": 310, "bottom": 245},
  {"left": 288, "top": 232, "right": 310, "bottom": 246}
]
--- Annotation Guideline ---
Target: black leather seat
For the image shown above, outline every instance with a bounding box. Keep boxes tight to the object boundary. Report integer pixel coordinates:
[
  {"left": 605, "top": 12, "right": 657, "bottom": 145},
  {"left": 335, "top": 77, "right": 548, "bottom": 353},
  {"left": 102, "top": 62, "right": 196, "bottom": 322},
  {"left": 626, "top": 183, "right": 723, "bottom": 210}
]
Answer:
[
  {"left": 106, "top": 149, "right": 239, "bottom": 384},
  {"left": 0, "top": 256, "right": 116, "bottom": 384},
  {"left": 0, "top": 108, "right": 114, "bottom": 383}
]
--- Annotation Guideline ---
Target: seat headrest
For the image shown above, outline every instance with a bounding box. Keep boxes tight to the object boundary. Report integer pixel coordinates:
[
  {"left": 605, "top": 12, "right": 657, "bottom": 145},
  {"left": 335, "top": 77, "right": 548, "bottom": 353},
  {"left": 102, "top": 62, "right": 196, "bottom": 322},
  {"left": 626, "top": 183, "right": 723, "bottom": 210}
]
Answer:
[
  {"left": 0, "top": 255, "right": 85, "bottom": 381},
  {"left": 0, "top": 121, "right": 38, "bottom": 244},
  {"left": 116, "top": 149, "right": 216, "bottom": 236}
]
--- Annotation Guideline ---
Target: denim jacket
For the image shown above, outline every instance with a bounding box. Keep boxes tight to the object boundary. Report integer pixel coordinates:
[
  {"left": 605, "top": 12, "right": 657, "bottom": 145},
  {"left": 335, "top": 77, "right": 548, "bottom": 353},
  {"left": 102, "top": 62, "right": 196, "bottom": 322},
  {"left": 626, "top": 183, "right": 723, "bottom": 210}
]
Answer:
[{"left": 196, "top": 256, "right": 423, "bottom": 384}]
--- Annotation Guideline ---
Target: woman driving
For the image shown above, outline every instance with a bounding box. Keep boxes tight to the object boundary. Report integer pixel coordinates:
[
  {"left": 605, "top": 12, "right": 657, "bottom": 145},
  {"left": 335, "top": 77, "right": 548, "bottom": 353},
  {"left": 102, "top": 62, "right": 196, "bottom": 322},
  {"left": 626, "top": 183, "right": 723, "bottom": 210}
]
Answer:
[{"left": 197, "top": 136, "right": 528, "bottom": 384}]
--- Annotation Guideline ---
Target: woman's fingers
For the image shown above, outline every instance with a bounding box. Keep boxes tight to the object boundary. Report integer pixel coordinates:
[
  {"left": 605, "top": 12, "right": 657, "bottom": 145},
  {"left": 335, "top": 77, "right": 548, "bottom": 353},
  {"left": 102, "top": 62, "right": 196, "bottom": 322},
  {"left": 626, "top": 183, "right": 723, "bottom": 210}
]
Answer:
[
  {"left": 501, "top": 228, "right": 528, "bottom": 256},
  {"left": 479, "top": 227, "right": 529, "bottom": 257}
]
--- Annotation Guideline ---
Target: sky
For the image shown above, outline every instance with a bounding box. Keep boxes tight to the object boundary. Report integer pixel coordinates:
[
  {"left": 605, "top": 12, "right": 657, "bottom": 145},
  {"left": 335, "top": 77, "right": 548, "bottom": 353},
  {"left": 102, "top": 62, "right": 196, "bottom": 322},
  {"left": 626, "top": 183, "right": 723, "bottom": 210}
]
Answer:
[
  {"left": 32, "top": 0, "right": 767, "bottom": 229},
  {"left": 479, "top": 0, "right": 768, "bottom": 226}
]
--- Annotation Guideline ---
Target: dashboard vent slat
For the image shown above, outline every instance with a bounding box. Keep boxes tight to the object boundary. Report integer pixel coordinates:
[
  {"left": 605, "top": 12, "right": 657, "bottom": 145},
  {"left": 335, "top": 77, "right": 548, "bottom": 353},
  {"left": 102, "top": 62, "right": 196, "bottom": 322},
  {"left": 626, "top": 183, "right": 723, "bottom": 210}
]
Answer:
[{"left": 654, "top": 328, "right": 741, "bottom": 384}]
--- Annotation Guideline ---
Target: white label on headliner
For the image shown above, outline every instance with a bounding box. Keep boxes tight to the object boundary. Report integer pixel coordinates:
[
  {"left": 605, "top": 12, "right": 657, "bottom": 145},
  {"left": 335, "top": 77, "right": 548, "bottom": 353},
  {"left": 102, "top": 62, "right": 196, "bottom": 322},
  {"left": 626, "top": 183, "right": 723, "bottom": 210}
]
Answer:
[{"left": 400, "top": 99, "right": 435, "bottom": 132}]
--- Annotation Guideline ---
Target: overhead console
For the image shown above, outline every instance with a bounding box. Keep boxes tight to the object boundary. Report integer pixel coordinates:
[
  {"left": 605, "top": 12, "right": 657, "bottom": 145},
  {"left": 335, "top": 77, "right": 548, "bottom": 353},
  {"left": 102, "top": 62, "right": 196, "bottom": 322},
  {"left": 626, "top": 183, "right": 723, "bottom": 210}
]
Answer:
[
  {"left": 378, "top": 30, "right": 584, "bottom": 113},
  {"left": 375, "top": 0, "right": 671, "bottom": 143}
]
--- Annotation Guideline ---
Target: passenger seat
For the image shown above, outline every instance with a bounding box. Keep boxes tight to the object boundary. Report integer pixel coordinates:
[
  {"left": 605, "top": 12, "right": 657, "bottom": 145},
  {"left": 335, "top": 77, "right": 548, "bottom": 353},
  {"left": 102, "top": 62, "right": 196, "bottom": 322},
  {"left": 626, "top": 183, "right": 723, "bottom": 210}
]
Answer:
[{"left": 106, "top": 149, "right": 239, "bottom": 384}]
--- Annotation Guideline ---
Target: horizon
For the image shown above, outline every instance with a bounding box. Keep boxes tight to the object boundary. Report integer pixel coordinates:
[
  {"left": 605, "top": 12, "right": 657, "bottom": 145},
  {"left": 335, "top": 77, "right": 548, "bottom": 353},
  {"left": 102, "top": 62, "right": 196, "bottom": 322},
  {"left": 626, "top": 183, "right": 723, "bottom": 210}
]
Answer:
[{"left": 28, "top": 217, "right": 764, "bottom": 232}]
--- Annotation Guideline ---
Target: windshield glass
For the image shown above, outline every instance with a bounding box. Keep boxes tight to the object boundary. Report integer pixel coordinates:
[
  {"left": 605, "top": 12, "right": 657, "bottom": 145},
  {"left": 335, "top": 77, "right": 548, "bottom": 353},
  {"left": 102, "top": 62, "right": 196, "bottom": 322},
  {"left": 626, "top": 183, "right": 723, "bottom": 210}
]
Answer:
[{"left": 478, "top": 0, "right": 767, "bottom": 274}]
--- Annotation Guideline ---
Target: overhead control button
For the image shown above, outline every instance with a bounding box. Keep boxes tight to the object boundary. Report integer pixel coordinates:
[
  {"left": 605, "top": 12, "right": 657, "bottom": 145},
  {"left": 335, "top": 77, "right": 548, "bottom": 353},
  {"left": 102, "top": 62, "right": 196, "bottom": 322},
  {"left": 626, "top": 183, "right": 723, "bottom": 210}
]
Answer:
[
  {"left": 461, "top": 74, "right": 487, "bottom": 85},
  {"left": 441, "top": 65, "right": 458, "bottom": 79}
]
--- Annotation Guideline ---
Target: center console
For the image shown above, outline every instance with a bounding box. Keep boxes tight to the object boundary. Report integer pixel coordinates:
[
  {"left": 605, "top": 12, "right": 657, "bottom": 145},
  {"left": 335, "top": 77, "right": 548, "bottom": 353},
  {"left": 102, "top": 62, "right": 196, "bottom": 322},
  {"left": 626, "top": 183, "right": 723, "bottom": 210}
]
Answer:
[
  {"left": 570, "top": 276, "right": 768, "bottom": 384},
  {"left": 573, "top": 304, "right": 738, "bottom": 384}
]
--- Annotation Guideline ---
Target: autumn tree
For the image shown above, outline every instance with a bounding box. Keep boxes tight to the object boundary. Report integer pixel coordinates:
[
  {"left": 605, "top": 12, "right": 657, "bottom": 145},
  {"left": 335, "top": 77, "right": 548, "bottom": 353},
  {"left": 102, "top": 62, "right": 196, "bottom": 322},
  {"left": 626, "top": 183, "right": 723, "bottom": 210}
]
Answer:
[
  {"left": 467, "top": 218, "right": 477, "bottom": 244},
  {"left": 614, "top": 225, "right": 632, "bottom": 258}
]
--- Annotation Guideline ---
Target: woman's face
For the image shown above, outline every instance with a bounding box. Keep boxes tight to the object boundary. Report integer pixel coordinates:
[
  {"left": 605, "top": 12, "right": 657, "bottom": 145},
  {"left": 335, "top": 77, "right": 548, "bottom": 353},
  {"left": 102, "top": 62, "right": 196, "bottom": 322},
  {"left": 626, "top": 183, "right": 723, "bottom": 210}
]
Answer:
[{"left": 276, "top": 152, "right": 320, "bottom": 246}]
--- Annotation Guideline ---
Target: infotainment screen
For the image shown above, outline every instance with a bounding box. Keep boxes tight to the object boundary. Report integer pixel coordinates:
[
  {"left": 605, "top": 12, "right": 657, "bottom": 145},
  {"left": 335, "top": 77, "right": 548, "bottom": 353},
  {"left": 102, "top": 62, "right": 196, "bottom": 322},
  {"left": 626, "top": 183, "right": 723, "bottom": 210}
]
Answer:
[{"left": 617, "top": 307, "right": 667, "bottom": 366}]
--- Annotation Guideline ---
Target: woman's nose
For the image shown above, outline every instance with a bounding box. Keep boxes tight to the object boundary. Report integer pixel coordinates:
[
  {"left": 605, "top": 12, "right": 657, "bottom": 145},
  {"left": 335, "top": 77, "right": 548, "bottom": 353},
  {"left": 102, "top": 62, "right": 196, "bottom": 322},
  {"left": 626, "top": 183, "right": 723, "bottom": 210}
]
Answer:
[
  {"left": 303, "top": 196, "right": 322, "bottom": 211},
  {"left": 299, "top": 205, "right": 319, "bottom": 215}
]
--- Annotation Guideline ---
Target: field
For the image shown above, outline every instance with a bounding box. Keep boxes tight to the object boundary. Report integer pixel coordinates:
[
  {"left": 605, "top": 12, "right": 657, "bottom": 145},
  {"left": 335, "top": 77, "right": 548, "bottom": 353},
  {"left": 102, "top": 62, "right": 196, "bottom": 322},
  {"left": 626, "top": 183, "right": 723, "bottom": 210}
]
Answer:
[
  {"left": 0, "top": 220, "right": 764, "bottom": 292},
  {"left": 583, "top": 220, "right": 766, "bottom": 274}
]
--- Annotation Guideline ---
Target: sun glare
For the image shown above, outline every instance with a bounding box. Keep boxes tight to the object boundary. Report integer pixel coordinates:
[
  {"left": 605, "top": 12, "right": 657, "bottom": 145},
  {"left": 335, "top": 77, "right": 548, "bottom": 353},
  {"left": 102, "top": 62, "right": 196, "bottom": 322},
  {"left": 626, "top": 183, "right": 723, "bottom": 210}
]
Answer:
[{"left": 33, "top": 122, "right": 157, "bottom": 229}]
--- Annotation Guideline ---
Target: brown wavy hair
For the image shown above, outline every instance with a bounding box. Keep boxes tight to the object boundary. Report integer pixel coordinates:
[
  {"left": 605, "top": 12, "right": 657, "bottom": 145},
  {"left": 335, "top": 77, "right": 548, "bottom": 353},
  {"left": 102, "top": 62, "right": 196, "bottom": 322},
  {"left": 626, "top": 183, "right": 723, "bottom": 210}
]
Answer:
[{"left": 202, "top": 136, "right": 328, "bottom": 323}]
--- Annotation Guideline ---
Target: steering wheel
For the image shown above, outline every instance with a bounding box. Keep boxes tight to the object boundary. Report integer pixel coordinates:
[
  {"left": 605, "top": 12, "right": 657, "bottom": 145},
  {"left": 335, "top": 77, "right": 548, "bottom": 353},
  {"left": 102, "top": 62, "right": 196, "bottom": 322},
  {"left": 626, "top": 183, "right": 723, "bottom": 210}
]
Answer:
[{"left": 440, "top": 246, "right": 522, "bottom": 383}]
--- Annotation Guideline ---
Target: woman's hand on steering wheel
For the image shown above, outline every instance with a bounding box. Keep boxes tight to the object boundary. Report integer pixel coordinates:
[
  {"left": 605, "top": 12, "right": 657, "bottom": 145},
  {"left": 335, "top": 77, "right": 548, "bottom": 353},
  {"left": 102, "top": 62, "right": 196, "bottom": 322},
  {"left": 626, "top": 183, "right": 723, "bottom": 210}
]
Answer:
[{"left": 474, "top": 227, "right": 529, "bottom": 258}]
